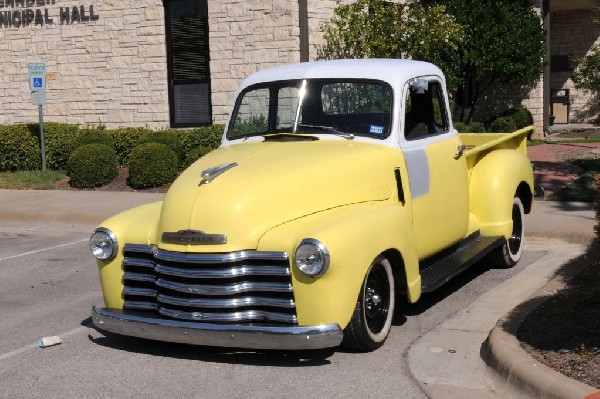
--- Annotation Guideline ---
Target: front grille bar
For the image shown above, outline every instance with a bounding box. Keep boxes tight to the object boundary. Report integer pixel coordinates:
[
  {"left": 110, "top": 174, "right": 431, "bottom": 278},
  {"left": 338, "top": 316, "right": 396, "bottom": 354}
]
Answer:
[{"left": 121, "top": 244, "right": 296, "bottom": 324}]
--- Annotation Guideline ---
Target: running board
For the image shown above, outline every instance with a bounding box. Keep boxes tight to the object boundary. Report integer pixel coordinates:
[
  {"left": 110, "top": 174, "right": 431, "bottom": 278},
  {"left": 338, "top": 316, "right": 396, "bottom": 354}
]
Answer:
[{"left": 420, "top": 233, "right": 504, "bottom": 293}]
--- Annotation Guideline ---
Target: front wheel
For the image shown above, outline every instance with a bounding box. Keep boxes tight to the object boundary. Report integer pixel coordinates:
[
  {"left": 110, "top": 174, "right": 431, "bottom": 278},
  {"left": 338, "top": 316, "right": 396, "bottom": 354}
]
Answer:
[
  {"left": 488, "top": 197, "right": 525, "bottom": 268},
  {"left": 342, "top": 256, "right": 395, "bottom": 352}
]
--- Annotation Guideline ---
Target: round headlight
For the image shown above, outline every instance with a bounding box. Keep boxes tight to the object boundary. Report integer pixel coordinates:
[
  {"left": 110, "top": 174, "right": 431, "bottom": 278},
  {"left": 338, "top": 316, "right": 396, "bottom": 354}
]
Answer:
[
  {"left": 295, "top": 238, "right": 330, "bottom": 277},
  {"left": 90, "top": 228, "right": 118, "bottom": 261}
]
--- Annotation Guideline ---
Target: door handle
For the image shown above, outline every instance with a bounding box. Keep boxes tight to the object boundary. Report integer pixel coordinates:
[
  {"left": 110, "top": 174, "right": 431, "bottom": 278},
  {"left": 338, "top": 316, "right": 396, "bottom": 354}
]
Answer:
[{"left": 455, "top": 144, "right": 467, "bottom": 159}]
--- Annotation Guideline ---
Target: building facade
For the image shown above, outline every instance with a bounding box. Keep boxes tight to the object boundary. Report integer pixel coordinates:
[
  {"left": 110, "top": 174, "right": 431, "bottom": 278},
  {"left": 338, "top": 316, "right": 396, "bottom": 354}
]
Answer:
[{"left": 0, "top": 0, "right": 598, "bottom": 137}]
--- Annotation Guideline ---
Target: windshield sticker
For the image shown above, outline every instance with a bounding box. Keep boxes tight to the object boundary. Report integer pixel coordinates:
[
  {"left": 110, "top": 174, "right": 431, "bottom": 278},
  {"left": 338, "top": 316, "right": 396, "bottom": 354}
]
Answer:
[{"left": 369, "top": 125, "right": 385, "bottom": 135}]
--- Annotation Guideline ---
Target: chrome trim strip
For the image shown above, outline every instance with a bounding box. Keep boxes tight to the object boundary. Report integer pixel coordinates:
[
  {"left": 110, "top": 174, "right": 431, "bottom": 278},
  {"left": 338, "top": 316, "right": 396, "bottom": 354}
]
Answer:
[
  {"left": 124, "top": 287, "right": 156, "bottom": 297},
  {"left": 123, "top": 272, "right": 155, "bottom": 283},
  {"left": 154, "top": 249, "right": 289, "bottom": 264},
  {"left": 159, "top": 307, "right": 297, "bottom": 324},
  {"left": 155, "top": 264, "right": 290, "bottom": 279},
  {"left": 157, "top": 293, "right": 295, "bottom": 309},
  {"left": 123, "top": 257, "right": 154, "bottom": 269},
  {"left": 124, "top": 301, "right": 159, "bottom": 310},
  {"left": 92, "top": 307, "right": 342, "bottom": 350},
  {"left": 156, "top": 279, "right": 293, "bottom": 295},
  {"left": 123, "top": 244, "right": 154, "bottom": 254}
]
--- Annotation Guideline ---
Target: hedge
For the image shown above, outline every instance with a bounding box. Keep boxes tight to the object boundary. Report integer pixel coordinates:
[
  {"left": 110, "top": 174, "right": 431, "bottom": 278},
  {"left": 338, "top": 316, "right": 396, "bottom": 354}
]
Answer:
[
  {"left": 67, "top": 143, "right": 118, "bottom": 188},
  {"left": 0, "top": 124, "right": 40, "bottom": 172},
  {"left": 128, "top": 143, "right": 179, "bottom": 189}
]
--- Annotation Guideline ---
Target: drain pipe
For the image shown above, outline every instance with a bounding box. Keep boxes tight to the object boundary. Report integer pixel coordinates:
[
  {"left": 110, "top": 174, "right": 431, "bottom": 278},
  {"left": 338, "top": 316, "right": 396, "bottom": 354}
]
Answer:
[{"left": 299, "top": 0, "right": 309, "bottom": 62}]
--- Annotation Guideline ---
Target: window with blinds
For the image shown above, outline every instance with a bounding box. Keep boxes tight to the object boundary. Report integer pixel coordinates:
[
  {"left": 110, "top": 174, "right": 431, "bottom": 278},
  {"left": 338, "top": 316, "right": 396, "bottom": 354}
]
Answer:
[{"left": 165, "top": 0, "right": 212, "bottom": 127}]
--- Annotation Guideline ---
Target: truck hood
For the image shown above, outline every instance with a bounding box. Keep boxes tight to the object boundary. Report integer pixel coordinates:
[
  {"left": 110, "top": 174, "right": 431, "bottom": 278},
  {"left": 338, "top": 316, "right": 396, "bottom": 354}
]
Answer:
[{"left": 157, "top": 139, "right": 396, "bottom": 252}]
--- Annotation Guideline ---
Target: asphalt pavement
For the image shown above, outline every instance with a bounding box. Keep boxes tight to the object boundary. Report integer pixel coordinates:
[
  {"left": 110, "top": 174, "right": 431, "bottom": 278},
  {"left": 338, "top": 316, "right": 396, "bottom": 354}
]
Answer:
[{"left": 0, "top": 189, "right": 598, "bottom": 398}]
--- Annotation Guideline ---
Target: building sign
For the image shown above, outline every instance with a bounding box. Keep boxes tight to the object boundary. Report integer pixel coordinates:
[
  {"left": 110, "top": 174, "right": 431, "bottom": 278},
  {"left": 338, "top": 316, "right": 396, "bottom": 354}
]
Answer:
[{"left": 0, "top": 1, "right": 99, "bottom": 28}]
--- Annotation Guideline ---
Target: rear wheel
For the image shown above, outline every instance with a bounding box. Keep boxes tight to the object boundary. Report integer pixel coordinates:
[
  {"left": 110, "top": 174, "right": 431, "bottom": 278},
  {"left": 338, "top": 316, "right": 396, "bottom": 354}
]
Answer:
[
  {"left": 342, "top": 256, "right": 395, "bottom": 352},
  {"left": 488, "top": 197, "right": 525, "bottom": 268}
]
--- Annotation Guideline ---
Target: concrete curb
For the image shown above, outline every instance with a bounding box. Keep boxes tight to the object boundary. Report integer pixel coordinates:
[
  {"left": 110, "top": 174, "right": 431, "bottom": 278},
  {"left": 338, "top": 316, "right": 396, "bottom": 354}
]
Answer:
[
  {"left": 482, "top": 253, "right": 598, "bottom": 399},
  {"left": 407, "top": 241, "right": 589, "bottom": 398}
]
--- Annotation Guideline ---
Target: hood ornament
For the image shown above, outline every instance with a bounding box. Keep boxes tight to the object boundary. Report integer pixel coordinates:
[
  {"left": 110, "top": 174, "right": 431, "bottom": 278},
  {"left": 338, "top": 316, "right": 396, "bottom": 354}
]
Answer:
[
  {"left": 199, "top": 162, "right": 238, "bottom": 186},
  {"left": 162, "top": 230, "right": 227, "bottom": 245}
]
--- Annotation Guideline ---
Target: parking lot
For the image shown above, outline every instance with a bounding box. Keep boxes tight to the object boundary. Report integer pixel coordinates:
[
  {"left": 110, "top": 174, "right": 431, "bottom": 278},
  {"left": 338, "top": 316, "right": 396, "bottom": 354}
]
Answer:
[{"left": 0, "top": 218, "right": 549, "bottom": 399}]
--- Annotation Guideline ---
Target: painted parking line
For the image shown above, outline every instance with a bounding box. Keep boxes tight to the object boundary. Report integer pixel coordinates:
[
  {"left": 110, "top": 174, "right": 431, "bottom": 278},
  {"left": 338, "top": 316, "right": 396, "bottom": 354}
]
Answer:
[
  {"left": 0, "top": 239, "right": 88, "bottom": 262},
  {"left": 0, "top": 325, "right": 89, "bottom": 361}
]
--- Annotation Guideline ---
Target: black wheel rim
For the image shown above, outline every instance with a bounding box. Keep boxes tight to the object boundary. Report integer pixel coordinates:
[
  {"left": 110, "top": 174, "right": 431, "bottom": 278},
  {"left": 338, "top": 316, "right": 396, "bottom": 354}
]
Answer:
[
  {"left": 508, "top": 203, "right": 523, "bottom": 255},
  {"left": 364, "top": 263, "right": 391, "bottom": 334}
]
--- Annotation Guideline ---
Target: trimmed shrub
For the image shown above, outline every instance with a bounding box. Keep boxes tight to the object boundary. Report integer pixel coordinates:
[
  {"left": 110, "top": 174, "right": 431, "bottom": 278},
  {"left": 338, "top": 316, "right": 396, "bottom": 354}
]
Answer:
[
  {"left": 72, "top": 128, "right": 115, "bottom": 150},
  {"left": 184, "top": 145, "right": 212, "bottom": 168},
  {"left": 453, "top": 122, "right": 468, "bottom": 132},
  {"left": 107, "top": 127, "right": 150, "bottom": 166},
  {"left": 176, "top": 124, "right": 224, "bottom": 156},
  {"left": 454, "top": 121, "right": 485, "bottom": 133},
  {"left": 468, "top": 122, "right": 486, "bottom": 133},
  {"left": 128, "top": 143, "right": 179, "bottom": 189},
  {"left": 67, "top": 144, "right": 118, "bottom": 188},
  {"left": 502, "top": 106, "right": 533, "bottom": 129},
  {"left": 490, "top": 116, "right": 517, "bottom": 133},
  {"left": 25, "top": 123, "right": 80, "bottom": 171},
  {"left": 0, "top": 124, "right": 40, "bottom": 172},
  {"left": 138, "top": 131, "right": 184, "bottom": 164}
]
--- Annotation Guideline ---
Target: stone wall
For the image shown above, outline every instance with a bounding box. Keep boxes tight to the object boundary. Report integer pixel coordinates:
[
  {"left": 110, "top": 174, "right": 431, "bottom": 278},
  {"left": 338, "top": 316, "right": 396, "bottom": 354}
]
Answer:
[
  {"left": 550, "top": 9, "right": 600, "bottom": 124},
  {"left": 0, "top": 0, "right": 169, "bottom": 129}
]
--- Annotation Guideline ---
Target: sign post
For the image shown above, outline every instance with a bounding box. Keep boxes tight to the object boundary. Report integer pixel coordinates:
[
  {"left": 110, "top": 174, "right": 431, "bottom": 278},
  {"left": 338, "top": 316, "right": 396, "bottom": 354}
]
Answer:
[{"left": 28, "top": 62, "right": 47, "bottom": 171}]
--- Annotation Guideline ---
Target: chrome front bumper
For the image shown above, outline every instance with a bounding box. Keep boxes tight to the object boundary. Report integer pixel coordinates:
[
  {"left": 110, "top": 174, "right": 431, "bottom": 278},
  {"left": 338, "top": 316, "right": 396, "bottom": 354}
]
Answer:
[{"left": 92, "top": 307, "right": 343, "bottom": 350}]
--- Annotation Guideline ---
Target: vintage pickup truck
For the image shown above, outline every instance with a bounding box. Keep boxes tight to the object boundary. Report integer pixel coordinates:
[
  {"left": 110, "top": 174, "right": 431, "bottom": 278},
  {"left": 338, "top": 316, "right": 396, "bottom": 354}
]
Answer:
[{"left": 90, "top": 59, "right": 534, "bottom": 352}]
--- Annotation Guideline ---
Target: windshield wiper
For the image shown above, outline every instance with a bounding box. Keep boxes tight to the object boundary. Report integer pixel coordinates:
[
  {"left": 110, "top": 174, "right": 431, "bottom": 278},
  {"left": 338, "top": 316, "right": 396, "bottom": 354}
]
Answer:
[{"left": 297, "top": 123, "right": 355, "bottom": 140}]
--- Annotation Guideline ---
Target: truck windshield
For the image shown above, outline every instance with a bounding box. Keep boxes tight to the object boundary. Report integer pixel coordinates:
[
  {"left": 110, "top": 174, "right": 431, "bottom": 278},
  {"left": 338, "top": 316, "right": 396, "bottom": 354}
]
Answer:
[{"left": 227, "top": 79, "right": 392, "bottom": 140}]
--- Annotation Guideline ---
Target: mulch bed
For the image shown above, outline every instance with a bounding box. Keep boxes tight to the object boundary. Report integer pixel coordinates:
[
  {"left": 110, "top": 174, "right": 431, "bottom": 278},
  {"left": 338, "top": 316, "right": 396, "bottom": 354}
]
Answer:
[
  {"left": 54, "top": 167, "right": 169, "bottom": 193},
  {"left": 518, "top": 250, "right": 600, "bottom": 388}
]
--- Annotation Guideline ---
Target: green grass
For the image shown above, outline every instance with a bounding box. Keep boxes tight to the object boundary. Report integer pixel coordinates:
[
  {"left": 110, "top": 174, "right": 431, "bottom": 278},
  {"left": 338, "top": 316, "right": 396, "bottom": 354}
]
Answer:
[{"left": 0, "top": 170, "right": 65, "bottom": 190}]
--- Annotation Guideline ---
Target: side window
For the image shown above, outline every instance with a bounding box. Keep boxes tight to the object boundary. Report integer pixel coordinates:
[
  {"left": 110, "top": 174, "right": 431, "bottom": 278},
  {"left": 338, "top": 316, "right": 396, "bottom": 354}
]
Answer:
[{"left": 404, "top": 79, "right": 449, "bottom": 141}]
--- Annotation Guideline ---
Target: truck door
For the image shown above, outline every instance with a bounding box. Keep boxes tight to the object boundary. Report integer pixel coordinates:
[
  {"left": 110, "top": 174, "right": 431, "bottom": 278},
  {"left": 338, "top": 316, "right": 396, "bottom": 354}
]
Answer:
[{"left": 401, "top": 77, "right": 469, "bottom": 259}]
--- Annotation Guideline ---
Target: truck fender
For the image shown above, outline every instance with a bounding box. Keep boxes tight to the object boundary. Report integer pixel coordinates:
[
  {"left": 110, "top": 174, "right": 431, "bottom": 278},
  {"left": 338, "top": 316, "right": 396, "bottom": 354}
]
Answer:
[
  {"left": 257, "top": 202, "right": 420, "bottom": 329},
  {"left": 469, "top": 149, "right": 534, "bottom": 238}
]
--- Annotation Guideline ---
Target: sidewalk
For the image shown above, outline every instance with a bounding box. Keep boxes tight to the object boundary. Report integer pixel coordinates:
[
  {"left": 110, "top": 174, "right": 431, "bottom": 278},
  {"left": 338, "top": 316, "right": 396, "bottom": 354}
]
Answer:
[{"left": 0, "top": 189, "right": 597, "bottom": 397}]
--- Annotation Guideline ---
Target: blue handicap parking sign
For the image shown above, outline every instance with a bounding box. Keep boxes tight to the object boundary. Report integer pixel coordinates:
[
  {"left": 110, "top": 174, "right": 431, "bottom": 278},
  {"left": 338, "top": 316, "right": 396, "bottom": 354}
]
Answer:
[{"left": 33, "top": 78, "right": 43, "bottom": 88}]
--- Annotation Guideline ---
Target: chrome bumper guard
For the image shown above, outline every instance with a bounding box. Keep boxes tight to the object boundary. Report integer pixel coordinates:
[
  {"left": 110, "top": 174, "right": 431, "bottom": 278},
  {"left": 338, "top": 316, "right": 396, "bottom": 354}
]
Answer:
[{"left": 92, "top": 307, "right": 343, "bottom": 350}]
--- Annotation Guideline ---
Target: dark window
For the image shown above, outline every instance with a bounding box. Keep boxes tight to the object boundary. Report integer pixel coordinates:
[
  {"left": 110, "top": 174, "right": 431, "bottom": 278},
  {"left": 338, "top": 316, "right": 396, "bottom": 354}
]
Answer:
[
  {"left": 550, "top": 55, "right": 572, "bottom": 73},
  {"left": 164, "top": 0, "right": 211, "bottom": 127}
]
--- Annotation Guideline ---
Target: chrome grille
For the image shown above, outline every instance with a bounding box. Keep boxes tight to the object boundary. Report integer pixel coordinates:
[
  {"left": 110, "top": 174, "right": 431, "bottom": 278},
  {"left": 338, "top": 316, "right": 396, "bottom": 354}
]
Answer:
[{"left": 122, "top": 244, "right": 297, "bottom": 324}]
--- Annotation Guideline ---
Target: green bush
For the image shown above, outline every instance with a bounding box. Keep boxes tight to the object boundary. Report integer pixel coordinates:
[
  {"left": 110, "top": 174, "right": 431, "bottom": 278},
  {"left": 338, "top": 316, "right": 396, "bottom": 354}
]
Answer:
[
  {"left": 490, "top": 116, "right": 517, "bottom": 133},
  {"left": 502, "top": 106, "right": 533, "bottom": 129},
  {"left": 28, "top": 123, "right": 79, "bottom": 171},
  {"left": 468, "top": 122, "right": 486, "bottom": 133},
  {"left": 454, "top": 122, "right": 468, "bottom": 132},
  {"left": 107, "top": 127, "right": 150, "bottom": 166},
  {"left": 128, "top": 143, "right": 179, "bottom": 189},
  {"left": 454, "top": 121, "right": 485, "bottom": 133},
  {"left": 184, "top": 145, "right": 212, "bottom": 168},
  {"left": 67, "top": 144, "right": 118, "bottom": 188},
  {"left": 137, "top": 131, "right": 184, "bottom": 164},
  {"left": 72, "top": 128, "right": 115, "bottom": 150},
  {"left": 176, "top": 124, "right": 224, "bottom": 155},
  {"left": 0, "top": 124, "right": 40, "bottom": 172}
]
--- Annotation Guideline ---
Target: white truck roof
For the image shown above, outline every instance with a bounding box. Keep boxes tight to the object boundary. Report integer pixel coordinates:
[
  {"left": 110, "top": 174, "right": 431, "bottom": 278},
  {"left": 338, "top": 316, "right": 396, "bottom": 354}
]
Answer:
[{"left": 237, "top": 59, "right": 445, "bottom": 92}]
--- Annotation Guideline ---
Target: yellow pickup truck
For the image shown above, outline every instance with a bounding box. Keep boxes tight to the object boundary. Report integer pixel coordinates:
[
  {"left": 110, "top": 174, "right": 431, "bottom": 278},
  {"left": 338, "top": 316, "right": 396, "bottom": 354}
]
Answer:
[{"left": 90, "top": 59, "right": 534, "bottom": 352}]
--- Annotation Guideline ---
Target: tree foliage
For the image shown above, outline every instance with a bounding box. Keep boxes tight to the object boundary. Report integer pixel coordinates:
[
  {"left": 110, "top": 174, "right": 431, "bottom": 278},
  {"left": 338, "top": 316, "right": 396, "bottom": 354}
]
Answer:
[
  {"left": 572, "top": 45, "right": 600, "bottom": 101},
  {"left": 319, "top": 0, "right": 545, "bottom": 122},
  {"left": 318, "top": 0, "right": 464, "bottom": 89}
]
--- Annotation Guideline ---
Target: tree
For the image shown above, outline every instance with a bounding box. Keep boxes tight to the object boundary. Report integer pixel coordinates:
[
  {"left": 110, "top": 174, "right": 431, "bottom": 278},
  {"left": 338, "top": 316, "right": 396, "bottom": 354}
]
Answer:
[
  {"left": 319, "top": 0, "right": 545, "bottom": 123},
  {"left": 317, "top": 0, "right": 464, "bottom": 90},
  {"left": 572, "top": 45, "right": 600, "bottom": 102},
  {"left": 423, "top": 0, "right": 545, "bottom": 122}
]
